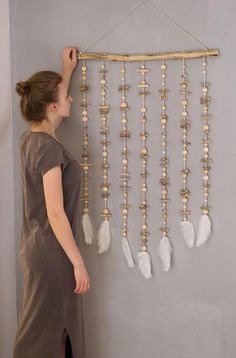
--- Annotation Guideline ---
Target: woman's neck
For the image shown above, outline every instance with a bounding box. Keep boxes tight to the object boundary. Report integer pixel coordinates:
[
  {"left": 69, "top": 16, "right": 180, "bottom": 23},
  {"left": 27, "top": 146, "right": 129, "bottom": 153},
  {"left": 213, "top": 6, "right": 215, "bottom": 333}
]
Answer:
[{"left": 30, "top": 119, "right": 57, "bottom": 138}]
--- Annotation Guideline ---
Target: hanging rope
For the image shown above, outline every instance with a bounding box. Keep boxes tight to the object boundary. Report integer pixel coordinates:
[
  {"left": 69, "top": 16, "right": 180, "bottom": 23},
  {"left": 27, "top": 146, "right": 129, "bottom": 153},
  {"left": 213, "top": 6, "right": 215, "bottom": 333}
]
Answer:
[{"left": 81, "top": 0, "right": 210, "bottom": 54}]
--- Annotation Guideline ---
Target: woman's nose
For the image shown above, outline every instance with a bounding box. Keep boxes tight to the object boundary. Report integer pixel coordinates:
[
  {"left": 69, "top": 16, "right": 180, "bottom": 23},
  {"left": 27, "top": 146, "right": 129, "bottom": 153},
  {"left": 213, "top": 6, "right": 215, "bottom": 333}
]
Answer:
[{"left": 69, "top": 95, "right": 73, "bottom": 102}]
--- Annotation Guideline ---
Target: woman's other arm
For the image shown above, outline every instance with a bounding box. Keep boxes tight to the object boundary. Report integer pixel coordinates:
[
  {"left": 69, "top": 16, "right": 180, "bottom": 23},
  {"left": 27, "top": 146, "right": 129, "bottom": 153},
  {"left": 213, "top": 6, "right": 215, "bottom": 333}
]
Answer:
[{"left": 43, "top": 165, "right": 90, "bottom": 295}]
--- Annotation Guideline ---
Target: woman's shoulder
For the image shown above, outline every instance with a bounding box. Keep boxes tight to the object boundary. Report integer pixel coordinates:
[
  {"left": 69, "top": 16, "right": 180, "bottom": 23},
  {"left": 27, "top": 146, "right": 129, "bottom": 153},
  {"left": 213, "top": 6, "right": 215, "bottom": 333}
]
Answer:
[
  {"left": 20, "top": 129, "right": 77, "bottom": 163},
  {"left": 21, "top": 130, "right": 62, "bottom": 151}
]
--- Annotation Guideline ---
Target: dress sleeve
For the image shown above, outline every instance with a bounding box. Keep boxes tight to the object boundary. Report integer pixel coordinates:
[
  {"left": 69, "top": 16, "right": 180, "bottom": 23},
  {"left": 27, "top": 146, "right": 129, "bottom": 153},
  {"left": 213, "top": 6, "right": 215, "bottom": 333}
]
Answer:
[{"left": 37, "top": 140, "right": 65, "bottom": 176}]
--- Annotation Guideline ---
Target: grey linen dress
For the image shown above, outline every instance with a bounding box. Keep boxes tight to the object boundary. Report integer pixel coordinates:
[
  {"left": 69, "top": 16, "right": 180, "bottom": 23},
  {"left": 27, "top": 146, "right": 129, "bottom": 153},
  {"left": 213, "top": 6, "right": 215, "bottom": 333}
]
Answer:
[{"left": 13, "top": 130, "right": 85, "bottom": 358}]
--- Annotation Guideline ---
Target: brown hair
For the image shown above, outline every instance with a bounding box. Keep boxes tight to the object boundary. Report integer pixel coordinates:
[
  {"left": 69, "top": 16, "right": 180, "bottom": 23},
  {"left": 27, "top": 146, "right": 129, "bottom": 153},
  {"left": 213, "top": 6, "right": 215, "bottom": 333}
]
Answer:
[{"left": 16, "top": 71, "right": 63, "bottom": 123}]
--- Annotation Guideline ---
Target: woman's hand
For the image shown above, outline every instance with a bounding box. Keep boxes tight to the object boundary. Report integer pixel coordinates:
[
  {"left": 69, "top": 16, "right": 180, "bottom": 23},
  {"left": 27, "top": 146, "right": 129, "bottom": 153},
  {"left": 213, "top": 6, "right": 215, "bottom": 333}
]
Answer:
[
  {"left": 73, "top": 262, "right": 90, "bottom": 295},
  {"left": 62, "top": 47, "right": 78, "bottom": 89},
  {"left": 62, "top": 47, "right": 78, "bottom": 72}
]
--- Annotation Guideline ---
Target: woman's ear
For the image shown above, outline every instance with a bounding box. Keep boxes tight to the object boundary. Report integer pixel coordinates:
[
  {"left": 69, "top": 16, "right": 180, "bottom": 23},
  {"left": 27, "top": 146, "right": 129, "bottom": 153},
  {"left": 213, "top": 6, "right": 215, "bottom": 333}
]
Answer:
[{"left": 48, "top": 102, "right": 57, "bottom": 113}]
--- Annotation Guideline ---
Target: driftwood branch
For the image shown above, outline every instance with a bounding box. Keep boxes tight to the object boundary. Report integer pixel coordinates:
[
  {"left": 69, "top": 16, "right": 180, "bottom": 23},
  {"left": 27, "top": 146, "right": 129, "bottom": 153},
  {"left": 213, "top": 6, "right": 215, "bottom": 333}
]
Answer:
[{"left": 77, "top": 48, "right": 219, "bottom": 62}]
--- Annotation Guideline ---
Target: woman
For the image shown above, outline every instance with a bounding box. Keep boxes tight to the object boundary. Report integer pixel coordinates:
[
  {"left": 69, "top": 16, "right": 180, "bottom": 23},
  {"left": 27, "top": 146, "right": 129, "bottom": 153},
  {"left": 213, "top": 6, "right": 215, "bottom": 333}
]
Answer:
[{"left": 13, "top": 47, "right": 90, "bottom": 358}]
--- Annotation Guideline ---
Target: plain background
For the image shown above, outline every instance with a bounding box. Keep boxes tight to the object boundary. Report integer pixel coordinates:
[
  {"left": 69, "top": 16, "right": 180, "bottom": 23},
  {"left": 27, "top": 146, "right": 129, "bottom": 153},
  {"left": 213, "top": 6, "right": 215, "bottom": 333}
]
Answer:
[{"left": 1, "top": 0, "right": 236, "bottom": 357}]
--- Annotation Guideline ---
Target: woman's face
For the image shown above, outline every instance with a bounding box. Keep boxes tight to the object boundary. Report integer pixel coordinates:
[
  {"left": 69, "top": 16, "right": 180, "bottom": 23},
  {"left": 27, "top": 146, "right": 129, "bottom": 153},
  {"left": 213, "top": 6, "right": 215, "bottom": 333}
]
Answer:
[{"left": 55, "top": 82, "right": 73, "bottom": 118}]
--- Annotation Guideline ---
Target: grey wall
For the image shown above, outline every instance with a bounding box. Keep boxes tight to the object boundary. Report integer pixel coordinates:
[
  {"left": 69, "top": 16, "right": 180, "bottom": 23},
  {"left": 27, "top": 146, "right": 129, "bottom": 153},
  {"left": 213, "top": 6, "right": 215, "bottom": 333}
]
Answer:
[
  {"left": 5, "top": 0, "right": 236, "bottom": 357},
  {"left": 0, "top": 0, "right": 17, "bottom": 357}
]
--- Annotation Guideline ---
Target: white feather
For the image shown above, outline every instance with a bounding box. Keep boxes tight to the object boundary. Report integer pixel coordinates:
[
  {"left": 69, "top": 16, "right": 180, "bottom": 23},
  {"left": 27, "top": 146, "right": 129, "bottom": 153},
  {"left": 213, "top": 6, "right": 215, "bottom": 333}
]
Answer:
[
  {"left": 196, "top": 214, "right": 212, "bottom": 247},
  {"left": 137, "top": 250, "right": 152, "bottom": 279},
  {"left": 159, "top": 236, "right": 172, "bottom": 272},
  {"left": 122, "top": 237, "right": 135, "bottom": 268},
  {"left": 180, "top": 220, "right": 195, "bottom": 248},
  {"left": 97, "top": 219, "right": 112, "bottom": 254},
  {"left": 82, "top": 213, "right": 94, "bottom": 245}
]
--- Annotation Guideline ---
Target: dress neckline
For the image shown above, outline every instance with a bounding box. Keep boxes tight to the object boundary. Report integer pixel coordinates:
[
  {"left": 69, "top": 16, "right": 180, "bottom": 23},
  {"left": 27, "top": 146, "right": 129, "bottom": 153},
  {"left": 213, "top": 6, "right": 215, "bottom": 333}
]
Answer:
[{"left": 28, "top": 130, "right": 60, "bottom": 143}]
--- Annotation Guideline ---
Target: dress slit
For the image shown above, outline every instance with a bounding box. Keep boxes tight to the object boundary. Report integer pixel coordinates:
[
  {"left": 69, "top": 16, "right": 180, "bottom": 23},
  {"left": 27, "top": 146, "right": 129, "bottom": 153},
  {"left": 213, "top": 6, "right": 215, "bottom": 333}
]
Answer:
[{"left": 61, "top": 328, "right": 73, "bottom": 358}]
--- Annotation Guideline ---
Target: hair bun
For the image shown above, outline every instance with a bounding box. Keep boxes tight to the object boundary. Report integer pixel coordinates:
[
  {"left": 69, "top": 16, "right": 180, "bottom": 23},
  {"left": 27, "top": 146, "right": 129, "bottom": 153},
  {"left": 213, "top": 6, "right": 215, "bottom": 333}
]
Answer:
[{"left": 16, "top": 81, "right": 29, "bottom": 97}]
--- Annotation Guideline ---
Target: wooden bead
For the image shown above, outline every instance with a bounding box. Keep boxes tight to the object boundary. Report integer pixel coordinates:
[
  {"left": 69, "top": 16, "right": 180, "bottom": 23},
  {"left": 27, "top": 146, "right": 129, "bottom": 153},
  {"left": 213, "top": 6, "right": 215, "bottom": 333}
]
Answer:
[
  {"left": 181, "top": 100, "right": 188, "bottom": 106},
  {"left": 120, "top": 102, "right": 128, "bottom": 109},
  {"left": 141, "top": 148, "right": 148, "bottom": 154}
]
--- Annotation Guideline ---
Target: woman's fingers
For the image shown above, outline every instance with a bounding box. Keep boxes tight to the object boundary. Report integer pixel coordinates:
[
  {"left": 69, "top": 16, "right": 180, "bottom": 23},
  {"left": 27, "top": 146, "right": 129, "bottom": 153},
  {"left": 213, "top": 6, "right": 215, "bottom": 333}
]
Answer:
[
  {"left": 74, "top": 280, "right": 90, "bottom": 295},
  {"left": 74, "top": 281, "right": 81, "bottom": 294},
  {"left": 73, "top": 264, "right": 90, "bottom": 294},
  {"left": 71, "top": 48, "right": 77, "bottom": 64},
  {"left": 63, "top": 47, "right": 77, "bottom": 61}
]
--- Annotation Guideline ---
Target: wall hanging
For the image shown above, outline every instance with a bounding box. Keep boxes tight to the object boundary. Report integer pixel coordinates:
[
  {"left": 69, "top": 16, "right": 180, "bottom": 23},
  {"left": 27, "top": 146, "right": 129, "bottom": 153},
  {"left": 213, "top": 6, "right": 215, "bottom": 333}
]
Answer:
[{"left": 77, "top": 0, "right": 219, "bottom": 278}]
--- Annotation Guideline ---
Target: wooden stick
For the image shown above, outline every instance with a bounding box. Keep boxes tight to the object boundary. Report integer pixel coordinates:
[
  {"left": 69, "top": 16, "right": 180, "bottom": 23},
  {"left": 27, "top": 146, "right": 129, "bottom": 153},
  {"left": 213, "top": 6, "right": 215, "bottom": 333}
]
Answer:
[{"left": 77, "top": 49, "right": 219, "bottom": 62}]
